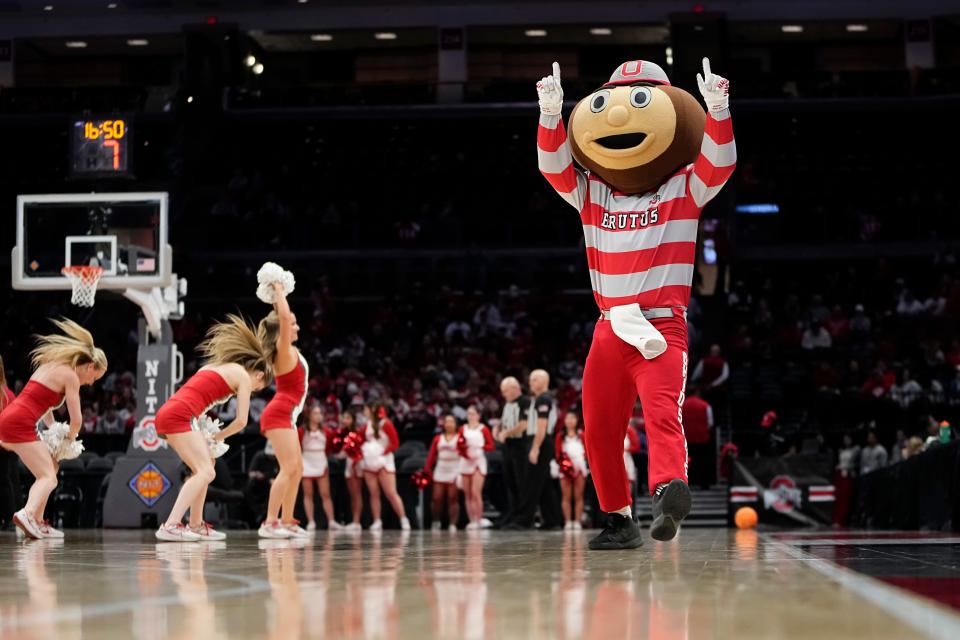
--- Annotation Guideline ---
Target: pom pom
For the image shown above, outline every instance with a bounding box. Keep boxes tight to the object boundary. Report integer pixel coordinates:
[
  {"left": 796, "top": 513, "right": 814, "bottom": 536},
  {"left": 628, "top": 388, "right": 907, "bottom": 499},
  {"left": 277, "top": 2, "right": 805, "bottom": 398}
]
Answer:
[
  {"left": 39, "top": 422, "right": 84, "bottom": 461},
  {"left": 559, "top": 455, "right": 576, "bottom": 479},
  {"left": 192, "top": 415, "right": 229, "bottom": 459},
  {"left": 255, "top": 262, "right": 296, "bottom": 304},
  {"left": 411, "top": 469, "right": 432, "bottom": 491},
  {"left": 329, "top": 427, "right": 346, "bottom": 454},
  {"left": 342, "top": 431, "right": 364, "bottom": 462}
]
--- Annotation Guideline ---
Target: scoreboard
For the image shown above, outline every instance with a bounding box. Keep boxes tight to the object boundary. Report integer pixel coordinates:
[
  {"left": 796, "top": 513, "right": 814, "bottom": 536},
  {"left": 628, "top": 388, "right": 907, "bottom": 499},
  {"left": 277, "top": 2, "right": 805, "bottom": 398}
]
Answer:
[{"left": 70, "top": 117, "right": 132, "bottom": 177}]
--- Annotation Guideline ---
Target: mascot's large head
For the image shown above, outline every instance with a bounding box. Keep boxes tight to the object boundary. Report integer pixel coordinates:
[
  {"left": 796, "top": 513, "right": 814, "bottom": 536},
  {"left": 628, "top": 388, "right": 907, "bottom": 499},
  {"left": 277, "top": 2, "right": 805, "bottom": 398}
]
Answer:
[{"left": 568, "top": 60, "right": 705, "bottom": 194}]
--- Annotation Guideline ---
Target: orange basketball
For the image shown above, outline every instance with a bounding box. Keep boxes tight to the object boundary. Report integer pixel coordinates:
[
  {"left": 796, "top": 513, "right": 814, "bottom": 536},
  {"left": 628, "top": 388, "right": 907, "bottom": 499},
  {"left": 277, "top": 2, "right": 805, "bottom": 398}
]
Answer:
[{"left": 735, "top": 507, "right": 758, "bottom": 529}]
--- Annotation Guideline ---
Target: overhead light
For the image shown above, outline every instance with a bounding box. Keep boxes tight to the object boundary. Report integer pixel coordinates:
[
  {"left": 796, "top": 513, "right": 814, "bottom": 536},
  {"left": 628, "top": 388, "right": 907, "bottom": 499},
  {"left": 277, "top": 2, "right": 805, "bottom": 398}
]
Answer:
[
  {"left": 781, "top": 25, "right": 804, "bottom": 33},
  {"left": 297, "top": 0, "right": 308, "bottom": 3},
  {"left": 43, "top": 4, "right": 53, "bottom": 10},
  {"left": 107, "top": 2, "right": 117, "bottom": 8},
  {"left": 65, "top": 41, "right": 87, "bottom": 48},
  {"left": 665, "top": 46, "right": 674, "bottom": 66},
  {"left": 244, "top": 54, "right": 256, "bottom": 67},
  {"left": 374, "top": 32, "right": 397, "bottom": 41},
  {"left": 186, "top": 95, "right": 193, "bottom": 103},
  {"left": 589, "top": 28, "right": 612, "bottom": 36},
  {"left": 252, "top": 62, "right": 264, "bottom": 75},
  {"left": 126, "top": 39, "right": 149, "bottom": 46},
  {"left": 846, "top": 24, "right": 868, "bottom": 32},
  {"left": 310, "top": 34, "right": 333, "bottom": 42},
  {"left": 525, "top": 29, "right": 548, "bottom": 37}
]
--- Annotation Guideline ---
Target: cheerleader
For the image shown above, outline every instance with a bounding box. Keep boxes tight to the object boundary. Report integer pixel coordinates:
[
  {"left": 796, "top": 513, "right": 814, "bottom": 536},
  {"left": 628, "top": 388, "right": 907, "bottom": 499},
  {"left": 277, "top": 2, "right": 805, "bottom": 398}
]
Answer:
[
  {"left": 257, "top": 282, "right": 311, "bottom": 539},
  {"left": 361, "top": 402, "right": 411, "bottom": 531},
  {"left": 340, "top": 410, "right": 365, "bottom": 532},
  {"left": 0, "top": 319, "right": 106, "bottom": 539},
  {"left": 624, "top": 423, "right": 641, "bottom": 502},
  {"left": 300, "top": 404, "right": 340, "bottom": 531},
  {"left": 458, "top": 405, "right": 494, "bottom": 530},
  {"left": 424, "top": 414, "right": 461, "bottom": 531},
  {"left": 155, "top": 315, "right": 272, "bottom": 542},
  {"left": 556, "top": 411, "right": 588, "bottom": 530}
]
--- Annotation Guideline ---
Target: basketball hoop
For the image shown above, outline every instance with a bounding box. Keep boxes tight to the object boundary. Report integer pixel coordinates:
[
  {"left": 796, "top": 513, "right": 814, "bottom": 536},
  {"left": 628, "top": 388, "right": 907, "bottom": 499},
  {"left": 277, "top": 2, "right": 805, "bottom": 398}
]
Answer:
[{"left": 62, "top": 265, "right": 104, "bottom": 307}]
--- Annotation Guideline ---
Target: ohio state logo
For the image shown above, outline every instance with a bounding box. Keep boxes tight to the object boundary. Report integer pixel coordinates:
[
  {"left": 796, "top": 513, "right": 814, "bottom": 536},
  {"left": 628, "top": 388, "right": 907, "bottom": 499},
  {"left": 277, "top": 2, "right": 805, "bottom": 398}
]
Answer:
[
  {"left": 763, "top": 475, "right": 802, "bottom": 513},
  {"left": 132, "top": 416, "right": 168, "bottom": 451}
]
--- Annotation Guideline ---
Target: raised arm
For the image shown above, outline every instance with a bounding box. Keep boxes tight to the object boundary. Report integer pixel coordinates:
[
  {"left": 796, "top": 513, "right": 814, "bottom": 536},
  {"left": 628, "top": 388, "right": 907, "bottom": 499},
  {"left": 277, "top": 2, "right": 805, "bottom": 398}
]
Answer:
[
  {"left": 537, "top": 62, "right": 587, "bottom": 211},
  {"left": 271, "top": 282, "right": 297, "bottom": 372},
  {"left": 689, "top": 57, "right": 736, "bottom": 208}
]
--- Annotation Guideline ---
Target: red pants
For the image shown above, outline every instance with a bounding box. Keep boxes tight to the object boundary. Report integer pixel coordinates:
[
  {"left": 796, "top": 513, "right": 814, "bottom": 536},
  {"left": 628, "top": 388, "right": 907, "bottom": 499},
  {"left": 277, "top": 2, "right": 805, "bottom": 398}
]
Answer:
[{"left": 583, "top": 318, "right": 689, "bottom": 512}]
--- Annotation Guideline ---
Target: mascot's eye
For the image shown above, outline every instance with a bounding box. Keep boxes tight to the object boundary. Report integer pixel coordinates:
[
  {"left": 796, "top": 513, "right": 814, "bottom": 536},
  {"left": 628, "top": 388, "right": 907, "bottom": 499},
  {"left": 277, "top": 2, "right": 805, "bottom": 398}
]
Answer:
[
  {"left": 630, "top": 87, "right": 652, "bottom": 108},
  {"left": 590, "top": 91, "right": 610, "bottom": 113}
]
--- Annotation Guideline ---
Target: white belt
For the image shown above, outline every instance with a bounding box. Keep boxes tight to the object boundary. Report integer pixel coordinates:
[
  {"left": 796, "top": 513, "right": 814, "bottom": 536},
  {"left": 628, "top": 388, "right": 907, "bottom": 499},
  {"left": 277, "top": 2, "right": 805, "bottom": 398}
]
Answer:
[{"left": 600, "top": 307, "right": 682, "bottom": 321}]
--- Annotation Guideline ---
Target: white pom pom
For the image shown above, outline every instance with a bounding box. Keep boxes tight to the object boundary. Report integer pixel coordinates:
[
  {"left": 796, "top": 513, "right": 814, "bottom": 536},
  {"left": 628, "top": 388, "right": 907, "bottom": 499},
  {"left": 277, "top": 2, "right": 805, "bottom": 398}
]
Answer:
[
  {"left": 40, "top": 422, "right": 70, "bottom": 457},
  {"left": 57, "top": 438, "right": 84, "bottom": 461},
  {"left": 256, "top": 262, "right": 296, "bottom": 304},
  {"left": 192, "top": 415, "right": 229, "bottom": 458}
]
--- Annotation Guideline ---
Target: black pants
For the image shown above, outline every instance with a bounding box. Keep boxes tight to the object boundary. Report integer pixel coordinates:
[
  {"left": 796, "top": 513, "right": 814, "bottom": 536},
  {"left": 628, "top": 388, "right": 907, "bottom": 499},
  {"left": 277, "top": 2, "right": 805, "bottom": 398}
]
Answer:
[
  {"left": 0, "top": 450, "right": 20, "bottom": 527},
  {"left": 501, "top": 439, "right": 528, "bottom": 525},
  {"left": 688, "top": 440, "right": 715, "bottom": 489},
  {"left": 512, "top": 435, "right": 562, "bottom": 528}
]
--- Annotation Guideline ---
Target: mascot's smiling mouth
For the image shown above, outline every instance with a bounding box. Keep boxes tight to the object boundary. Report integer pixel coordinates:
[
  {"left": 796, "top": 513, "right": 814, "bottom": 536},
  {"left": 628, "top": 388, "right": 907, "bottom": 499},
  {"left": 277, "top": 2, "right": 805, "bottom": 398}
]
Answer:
[{"left": 593, "top": 132, "right": 648, "bottom": 150}]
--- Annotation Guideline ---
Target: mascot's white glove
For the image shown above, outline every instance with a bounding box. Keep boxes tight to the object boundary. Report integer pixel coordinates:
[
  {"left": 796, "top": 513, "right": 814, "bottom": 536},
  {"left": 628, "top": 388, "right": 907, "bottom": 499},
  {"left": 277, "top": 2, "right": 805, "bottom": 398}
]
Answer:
[
  {"left": 256, "top": 262, "right": 296, "bottom": 305},
  {"left": 536, "top": 62, "right": 564, "bottom": 116},
  {"left": 696, "top": 57, "right": 730, "bottom": 113}
]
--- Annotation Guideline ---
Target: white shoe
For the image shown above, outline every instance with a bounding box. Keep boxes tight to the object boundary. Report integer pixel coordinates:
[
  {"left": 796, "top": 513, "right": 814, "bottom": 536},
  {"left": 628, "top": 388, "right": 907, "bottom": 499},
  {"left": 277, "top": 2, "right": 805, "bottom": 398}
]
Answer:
[
  {"left": 564, "top": 521, "right": 573, "bottom": 530},
  {"left": 39, "top": 520, "right": 65, "bottom": 538},
  {"left": 258, "top": 521, "right": 292, "bottom": 539},
  {"left": 480, "top": 518, "right": 493, "bottom": 529},
  {"left": 431, "top": 521, "right": 442, "bottom": 531},
  {"left": 369, "top": 519, "right": 383, "bottom": 532},
  {"left": 306, "top": 521, "right": 317, "bottom": 532},
  {"left": 190, "top": 522, "right": 227, "bottom": 541},
  {"left": 465, "top": 522, "right": 479, "bottom": 531},
  {"left": 328, "top": 521, "right": 344, "bottom": 531},
  {"left": 448, "top": 524, "right": 458, "bottom": 533},
  {"left": 345, "top": 522, "right": 362, "bottom": 532},
  {"left": 156, "top": 523, "right": 201, "bottom": 542},
  {"left": 12, "top": 510, "right": 44, "bottom": 540},
  {"left": 400, "top": 517, "right": 411, "bottom": 531},
  {"left": 284, "top": 522, "right": 312, "bottom": 538},
  {"left": 573, "top": 521, "right": 583, "bottom": 531}
]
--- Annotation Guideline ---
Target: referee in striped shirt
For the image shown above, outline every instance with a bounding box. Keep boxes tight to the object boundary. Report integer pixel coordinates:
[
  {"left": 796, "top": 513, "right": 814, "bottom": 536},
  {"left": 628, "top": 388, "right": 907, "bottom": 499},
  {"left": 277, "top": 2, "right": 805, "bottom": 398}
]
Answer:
[{"left": 495, "top": 376, "right": 528, "bottom": 526}]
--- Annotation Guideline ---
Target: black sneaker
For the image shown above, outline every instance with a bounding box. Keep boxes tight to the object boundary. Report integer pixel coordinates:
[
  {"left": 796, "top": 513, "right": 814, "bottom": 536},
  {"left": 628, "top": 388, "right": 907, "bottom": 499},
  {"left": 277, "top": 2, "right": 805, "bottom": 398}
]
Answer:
[
  {"left": 587, "top": 513, "right": 643, "bottom": 550},
  {"left": 649, "top": 479, "right": 692, "bottom": 541}
]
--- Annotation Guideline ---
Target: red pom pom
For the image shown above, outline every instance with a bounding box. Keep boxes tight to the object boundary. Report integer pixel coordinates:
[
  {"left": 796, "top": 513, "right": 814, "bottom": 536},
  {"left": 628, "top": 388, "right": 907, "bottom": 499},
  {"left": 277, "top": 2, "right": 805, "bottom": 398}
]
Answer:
[
  {"left": 559, "top": 454, "right": 575, "bottom": 479},
  {"left": 411, "top": 469, "right": 432, "bottom": 491},
  {"left": 329, "top": 427, "right": 346, "bottom": 454},
  {"left": 343, "top": 431, "right": 364, "bottom": 461}
]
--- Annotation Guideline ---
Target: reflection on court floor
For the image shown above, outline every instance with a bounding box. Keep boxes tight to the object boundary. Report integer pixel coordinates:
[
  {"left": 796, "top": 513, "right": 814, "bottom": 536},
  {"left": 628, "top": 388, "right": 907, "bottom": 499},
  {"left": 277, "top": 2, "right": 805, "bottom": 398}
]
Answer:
[{"left": 0, "top": 529, "right": 957, "bottom": 639}]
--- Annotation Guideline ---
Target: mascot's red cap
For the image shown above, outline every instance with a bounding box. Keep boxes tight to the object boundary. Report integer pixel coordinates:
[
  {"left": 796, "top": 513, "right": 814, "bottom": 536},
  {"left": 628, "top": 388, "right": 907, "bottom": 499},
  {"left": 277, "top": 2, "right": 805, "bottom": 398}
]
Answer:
[{"left": 602, "top": 60, "right": 671, "bottom": 88}]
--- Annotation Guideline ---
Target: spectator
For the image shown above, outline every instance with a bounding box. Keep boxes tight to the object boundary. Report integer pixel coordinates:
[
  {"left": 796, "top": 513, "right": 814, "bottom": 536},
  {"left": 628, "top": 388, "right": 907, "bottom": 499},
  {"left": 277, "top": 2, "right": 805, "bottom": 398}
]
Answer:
[
  {"left": 890, "top": 370, "right": 923, "bottom": 408},
  {"left": 683, "top": 387, "right": 715, "bottom": 490},
  {"left": 833, "top": 433, "right": 859, "bottom": 526},
  {"left": 801, "top": 321, "right": 833, "bottom": 351},
  {"left": 691, "top": 345, "right": 730, "bottom": 392},
  {"left": 859, "top": 432, "right": 888, "bottom": 475},
  {"left": 901, "top": 436, "right": 924, "bottom": 460},
  {"left": 890, "top": 429, "right": 909, "bottom": 464},
  {"left": 849, "top": 304, "right": 871, "bottom": 335}
]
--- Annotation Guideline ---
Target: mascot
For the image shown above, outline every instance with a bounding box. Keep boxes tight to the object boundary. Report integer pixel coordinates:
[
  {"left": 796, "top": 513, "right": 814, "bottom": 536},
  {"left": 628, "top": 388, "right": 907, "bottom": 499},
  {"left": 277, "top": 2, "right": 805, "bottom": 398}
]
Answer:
[{"left": 536, "top": 58, "right": 735, "bottom": 549}]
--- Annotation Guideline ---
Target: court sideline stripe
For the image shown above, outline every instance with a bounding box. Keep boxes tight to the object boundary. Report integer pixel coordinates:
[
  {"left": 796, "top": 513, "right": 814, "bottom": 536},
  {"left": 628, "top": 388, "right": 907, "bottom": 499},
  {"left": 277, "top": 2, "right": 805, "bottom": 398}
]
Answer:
[{"left": 766, "top": 535, "right": 960, "bottom": 640}]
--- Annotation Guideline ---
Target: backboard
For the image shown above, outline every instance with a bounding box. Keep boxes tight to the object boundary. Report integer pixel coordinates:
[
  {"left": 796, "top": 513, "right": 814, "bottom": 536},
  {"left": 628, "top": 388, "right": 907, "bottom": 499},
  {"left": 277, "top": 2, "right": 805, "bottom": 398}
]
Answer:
[{"left": 12, "top": 192, "right": 170, "bottom": 291}]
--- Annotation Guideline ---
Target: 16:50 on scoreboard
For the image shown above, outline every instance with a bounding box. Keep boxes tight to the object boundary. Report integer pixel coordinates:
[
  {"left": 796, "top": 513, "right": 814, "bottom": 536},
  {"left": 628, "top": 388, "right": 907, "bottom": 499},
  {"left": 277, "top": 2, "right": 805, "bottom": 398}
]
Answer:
[{"left": 70, "top": 117, "right": 132, "bottom": 177}]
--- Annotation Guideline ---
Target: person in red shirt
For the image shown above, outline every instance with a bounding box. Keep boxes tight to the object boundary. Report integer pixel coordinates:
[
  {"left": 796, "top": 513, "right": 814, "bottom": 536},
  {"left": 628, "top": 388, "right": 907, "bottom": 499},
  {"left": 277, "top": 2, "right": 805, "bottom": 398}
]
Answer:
[{"left": 682, "top": 386, "right": 715, "bottom": 490}]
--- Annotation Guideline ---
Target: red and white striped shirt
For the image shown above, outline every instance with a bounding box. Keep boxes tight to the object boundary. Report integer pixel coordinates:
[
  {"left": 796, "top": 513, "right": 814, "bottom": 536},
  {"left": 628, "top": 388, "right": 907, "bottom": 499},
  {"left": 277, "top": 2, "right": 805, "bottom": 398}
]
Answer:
[{"left": 537, "top": 109, "right": 735, "bottom": 310}]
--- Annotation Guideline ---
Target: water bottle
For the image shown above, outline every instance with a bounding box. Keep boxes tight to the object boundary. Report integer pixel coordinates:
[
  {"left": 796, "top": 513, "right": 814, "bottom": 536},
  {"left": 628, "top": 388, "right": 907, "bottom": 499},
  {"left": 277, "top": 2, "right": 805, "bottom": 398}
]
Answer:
[{"left": 940, "top": 421, "right": 952, "bottom": 444}]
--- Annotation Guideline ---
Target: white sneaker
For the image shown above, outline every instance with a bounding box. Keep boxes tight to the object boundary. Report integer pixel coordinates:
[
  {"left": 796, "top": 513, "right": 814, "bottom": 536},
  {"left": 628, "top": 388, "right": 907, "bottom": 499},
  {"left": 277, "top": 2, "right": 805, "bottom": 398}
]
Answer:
[
  {"left": 480, "top": 518, "right": 493, "bottom": 529},
  {"left": 190, "top": 522, "right": 227, "bottom": 541},
  {"left": 39, "top": 520, "right": 65, "bottom": 538},
  {"left": 564, "top": 521, "right": 573, "bottom": 530},
  {"left": 328, "top": 521, "right": 344, "bottom": 531},
  {"left": 369, "top": 519, "right": 383, "bottom": 532},
  {"left": 431, "top": 521, "right": 442, "bottom": 531},
  {"left": 258, "top": 521, "right": 292, "bottom": 539},
  {"left": 448, "top": 524, "right": 458, "bottom": 533},
  {"left": 400, "top": 517, "right": 411, "bottom": 531},
  {"left": 12, "top": 510, "right": 44, "bottom": 540},
  {"left": 306, "top": 521, "right": 317, "bottom": 532},
  {"left": 284, "top": 522, "right": 312, "bottom": 538},
  {"left": 465, "top": 522, "right": 479, "bottom": 531},
  {"left": 156, "top": 523, "right": 201, "bottom": 542},
  {"left": 573, "top": 521, "right": 583, "bottom": 531},
  {"left": 345, "top": 522, "right": 362, "bottom": 532}
]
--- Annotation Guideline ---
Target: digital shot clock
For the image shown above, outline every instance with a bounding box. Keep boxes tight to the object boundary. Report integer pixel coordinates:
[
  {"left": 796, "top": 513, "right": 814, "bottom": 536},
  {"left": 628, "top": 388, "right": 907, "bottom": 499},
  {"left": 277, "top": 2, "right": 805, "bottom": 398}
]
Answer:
[{"left": 70, "top": 116, "right": 132, "bottom": 177}]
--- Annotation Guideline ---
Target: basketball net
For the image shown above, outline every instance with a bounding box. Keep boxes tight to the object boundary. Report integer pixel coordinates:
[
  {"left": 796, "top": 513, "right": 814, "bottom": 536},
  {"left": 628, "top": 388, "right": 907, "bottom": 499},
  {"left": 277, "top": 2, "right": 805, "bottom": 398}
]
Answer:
[{"left": 62, "top": 266, "right": 104, "bottom": 307}]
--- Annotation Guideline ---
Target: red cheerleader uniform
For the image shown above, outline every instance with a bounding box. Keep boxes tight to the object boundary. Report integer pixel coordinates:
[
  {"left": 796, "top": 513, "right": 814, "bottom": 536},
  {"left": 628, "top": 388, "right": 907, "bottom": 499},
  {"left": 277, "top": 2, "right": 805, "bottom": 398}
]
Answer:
[
  {"left": 260, "top": 352, "right": 308, "bottom": 432},
  {"left": 0, "top": 381, "right": 63, "bottom": 444},
  {"left": 155, "top": 370, "right": 234, "bottom": 436},
  {"left": 425, "top": 433, "right": 460, "bottom": 484}
]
